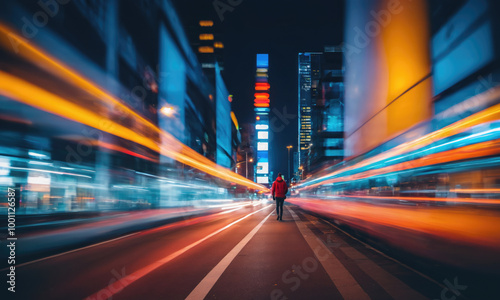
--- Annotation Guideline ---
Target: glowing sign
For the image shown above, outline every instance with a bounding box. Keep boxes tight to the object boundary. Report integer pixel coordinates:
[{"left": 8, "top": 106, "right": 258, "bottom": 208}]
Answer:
[
  {"left": 255, "top": 82, "right": 270, "bottom": 90},
  {"left": 256, "top": 54, "right": 269, "bottom": 67},
  {"left": 254, "top": 93, "right": 270, "bottom": 99},
  {"left": 256, "top": 162, "right": 269, "bottom": 174},
  {"left": 256, "top": 124, "right": 269, "bottom": 130},
  {"left": 257, "top": 131, "right": 269, "bottom": 139},
  {"left": 254, "top": 99, "right": 270, "bottom": 104},
  {"left": 256, "top": 176, "right": 268, "bottom": 183},
  {"left": 254, "top": 103, "right": 270, "bottom": 107},
  {"left": 258, "top": 142, "right": 269, "bottom": 151}
]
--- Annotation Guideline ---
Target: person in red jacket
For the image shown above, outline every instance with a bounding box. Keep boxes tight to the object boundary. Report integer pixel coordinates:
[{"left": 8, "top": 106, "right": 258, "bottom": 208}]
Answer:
[{"left": 271, "top": 173, "right": 288, "bottom": 221}]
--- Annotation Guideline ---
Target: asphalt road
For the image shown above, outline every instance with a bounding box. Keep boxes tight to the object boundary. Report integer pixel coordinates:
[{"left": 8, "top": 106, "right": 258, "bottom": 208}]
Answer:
[{"left": 5, "top": 202, "right": 473, "bottom": 299}]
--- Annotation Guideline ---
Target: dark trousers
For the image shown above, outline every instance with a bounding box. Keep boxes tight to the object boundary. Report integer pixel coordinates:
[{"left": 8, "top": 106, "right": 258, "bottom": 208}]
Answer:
[{"left": 275, "top": 197, "right": 285, "bottom": 217}]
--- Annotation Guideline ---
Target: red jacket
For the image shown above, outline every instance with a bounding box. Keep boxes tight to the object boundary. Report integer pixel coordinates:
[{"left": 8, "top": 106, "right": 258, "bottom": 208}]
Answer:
[{"left": 271, "top": 177, "right": 288, "bottom": 198}]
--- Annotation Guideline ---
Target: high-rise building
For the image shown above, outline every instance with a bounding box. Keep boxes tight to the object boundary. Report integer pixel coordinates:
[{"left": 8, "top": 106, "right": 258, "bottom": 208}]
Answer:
[
  {"left": 309, "top": 46, "right": 344, "bottom": 172},
  {"left": 254, "top": 54, "right": 271, "bottom": 185},
  {"left": 298, "top": 52, "right": 322, "bottom": 174},
  {"left": 298, "top": 48, "right": 345, "bottom": 176}
]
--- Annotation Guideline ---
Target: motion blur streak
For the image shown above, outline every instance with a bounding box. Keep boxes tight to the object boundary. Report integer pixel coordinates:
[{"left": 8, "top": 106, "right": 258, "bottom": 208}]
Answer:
[
  {"left": 288, "top": 198, "right": 500, "bottom": 272},
  {"left": 301, "top": 88, "right": 500, "bottom": 189},
  {"left": 0, "top": 24, "right": 267, "bottom": 191},
  {"left": 315, "top": 140, "right": 500, "bottom": 186},
  {"left": 339, "top": 195, "right": 500, "bottom": 205},
  {"left": 85, "top": 204, "right": 273, "bottom": 300}
]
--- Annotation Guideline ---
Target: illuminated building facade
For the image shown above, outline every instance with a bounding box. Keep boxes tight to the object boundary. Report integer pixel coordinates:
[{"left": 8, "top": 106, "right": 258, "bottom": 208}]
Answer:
[
  {"left": 0, "top": 0, "right": 258, "bottom": 213},
  {"left": 255, "top": 54, "right": 271, "bottom": 185},
  {"left": 309, "top": 46, "right": 344, "bottom": 172},
  {"left": 298, "top": 52, "right": 322, "bottom": 174}
]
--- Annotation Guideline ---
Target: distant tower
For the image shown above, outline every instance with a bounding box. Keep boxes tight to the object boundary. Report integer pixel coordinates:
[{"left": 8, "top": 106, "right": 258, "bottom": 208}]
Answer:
[{"left": 298, "top": 52, "right": 322, "bottom": 172}]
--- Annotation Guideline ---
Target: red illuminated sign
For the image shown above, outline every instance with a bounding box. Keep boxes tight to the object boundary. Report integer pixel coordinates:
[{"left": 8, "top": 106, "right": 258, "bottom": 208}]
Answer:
[{"left": 255, "top": 82, "right": 270, "bottom": 90}]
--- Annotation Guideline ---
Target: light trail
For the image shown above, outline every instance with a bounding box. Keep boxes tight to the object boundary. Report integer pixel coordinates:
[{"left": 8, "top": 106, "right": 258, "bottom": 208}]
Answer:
[
  {"left": 306, "top": 140, "right": 500, "bottom": 188},
  {"left": 0, "top": 24, "right": 268, "bottom": 192},
  {"left": 300, "top": 86, "right": 500, "bottom": 189}
]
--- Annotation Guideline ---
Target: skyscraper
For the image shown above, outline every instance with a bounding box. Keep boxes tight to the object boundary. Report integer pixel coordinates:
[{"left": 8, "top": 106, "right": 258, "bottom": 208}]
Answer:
[
  {"left": 298, "top": 52, "right": 322, "bottom": 174},
  {"left": 310, "top": 47, "right": 344, "bottom": 171},
  {"left": 255, "top": 54, "right": 270, "bottom": 185},
  {"left": 298, "top": 48, "right": 345, "bottom": 177}
]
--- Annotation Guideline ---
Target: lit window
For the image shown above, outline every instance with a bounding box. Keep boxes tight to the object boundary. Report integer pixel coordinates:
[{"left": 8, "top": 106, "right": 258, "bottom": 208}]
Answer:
[
  {"left": 214, "top": 41, "right": 224, "bottom": 48},
  {"left": 199, "top": 46, "right": 214, "bottom": 53},
  {"left": 199, "top": 20, "right": 214, "bottom": 27},
  {"left": 199, "top": 34, "right": 214, "bottom": 40}
]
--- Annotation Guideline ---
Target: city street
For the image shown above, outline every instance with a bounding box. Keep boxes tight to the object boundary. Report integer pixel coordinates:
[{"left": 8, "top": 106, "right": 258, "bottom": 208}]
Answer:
[{"left": 9, "top": 203, "right": 452, "bottom": 300}]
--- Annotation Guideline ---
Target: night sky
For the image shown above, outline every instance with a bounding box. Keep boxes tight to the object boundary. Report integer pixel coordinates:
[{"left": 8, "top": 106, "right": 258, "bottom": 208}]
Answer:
[{"left": 173, "top": 0, "right": 344, "bottom": 178}]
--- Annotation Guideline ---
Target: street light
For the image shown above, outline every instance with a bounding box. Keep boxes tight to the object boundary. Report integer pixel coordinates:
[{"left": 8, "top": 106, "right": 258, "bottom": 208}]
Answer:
[
  {"left": 235, "top": 154, "right": 253, "bottom": 179},
  {"left": 160, "top": 106, "right": 175, "bottom": 117},
  {"left": 286, "top": 145, "right": 293, "bottom": 182}
]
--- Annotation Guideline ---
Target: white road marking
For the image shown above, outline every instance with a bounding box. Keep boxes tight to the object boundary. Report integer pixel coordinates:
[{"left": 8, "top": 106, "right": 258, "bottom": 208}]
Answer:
[
  {"left": 287, "top": 207, "right": 371, "bottom": 300},
  {"left": 84, "top": 204, "right": 273, "bottom": 300},
  {"left": 185, "top": 210, "right": 273, "bottom": 300}
]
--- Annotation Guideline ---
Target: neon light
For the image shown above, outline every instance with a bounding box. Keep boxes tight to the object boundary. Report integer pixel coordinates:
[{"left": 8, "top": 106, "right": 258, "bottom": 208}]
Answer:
[
  {"left": 254, "top": 103, "right": 270, "bottom": 107},
  {"left": 230, "top": 112, "right": 239, "bottom": 130},
  {"left": 255, "top": 82, "right": 270, "bottom": 91},
  {"left": 256, "top": 54, "right": 269, "bottom": 67},
  {"left": 254, "top": 93, "right": 270, "bottom": 99}
]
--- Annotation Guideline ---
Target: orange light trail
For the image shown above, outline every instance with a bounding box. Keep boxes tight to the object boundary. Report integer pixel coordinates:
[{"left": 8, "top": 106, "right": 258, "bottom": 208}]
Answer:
[
  {"left": 307, "top": 140, "right": 500, "bottom": 188},
  {"left": 302, "top": 93, "right": 500, "bottom": 189},
  {"left": 288, "top": 198, "right": 500, "bottom": 248},
  {"left": 0, "top": 24, "right": 268, "bottom": 192},
  {"left": 339, "top": 195, "right": 500, "bottom": 205},
  {"left": 288, "top": 197, "right": 500, "bottom": 271}
]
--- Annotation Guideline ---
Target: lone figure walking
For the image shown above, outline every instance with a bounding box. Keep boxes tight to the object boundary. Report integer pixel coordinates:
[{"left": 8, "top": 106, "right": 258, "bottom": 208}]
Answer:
[{"left": 271, "top": 173, "right": 288, "bottom": 221}]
